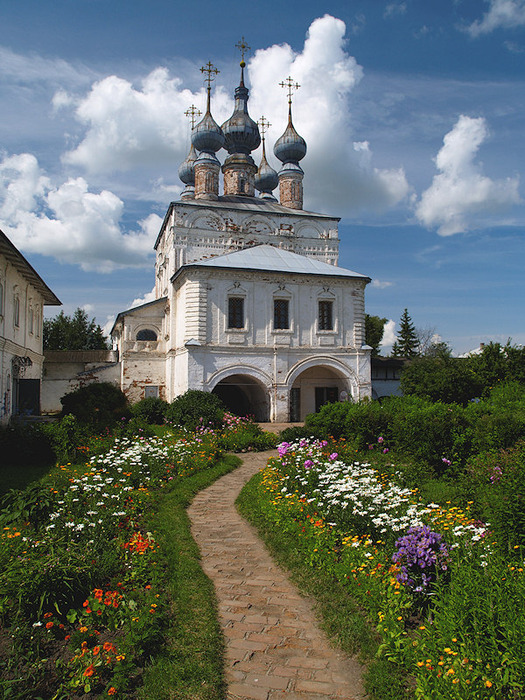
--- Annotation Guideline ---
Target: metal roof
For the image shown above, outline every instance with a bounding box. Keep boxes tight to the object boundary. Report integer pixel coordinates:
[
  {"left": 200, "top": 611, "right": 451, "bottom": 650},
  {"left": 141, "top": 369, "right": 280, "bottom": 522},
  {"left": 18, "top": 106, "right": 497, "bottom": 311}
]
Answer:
[
  {"left": 174, "top": 244, "right": 370, "bottom": 281},
  {"left": 0, "top": 229, "right": 61, "bottom": 305}
]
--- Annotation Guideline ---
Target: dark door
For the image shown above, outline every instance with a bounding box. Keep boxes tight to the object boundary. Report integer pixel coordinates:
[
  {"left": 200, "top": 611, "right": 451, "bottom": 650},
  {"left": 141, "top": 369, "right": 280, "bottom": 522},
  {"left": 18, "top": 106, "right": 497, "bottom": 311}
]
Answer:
[
  {"left": 315, "top": 386, "right": 338, "bottom": 413},
  {"left": 16, "top": 379, "right": 41, "bottom": 416}
]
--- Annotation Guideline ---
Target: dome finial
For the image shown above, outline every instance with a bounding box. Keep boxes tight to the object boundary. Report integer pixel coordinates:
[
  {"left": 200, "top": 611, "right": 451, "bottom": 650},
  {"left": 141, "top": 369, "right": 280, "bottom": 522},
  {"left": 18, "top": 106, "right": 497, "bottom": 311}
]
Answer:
[
  {"left": 236, "top": 36, "right": 250, "bottom": 82},
  {"left": 179, "top": 104, "right": 202, "bottom": 199},
  {"left": 184, "top": 104, "right": 202, "bottom": 130},
  {"left": 279, "top": 76, "right": 300, "bottom": 120},
  {"left": 200, "top": 61, "right": 220, "bottom": 112}
]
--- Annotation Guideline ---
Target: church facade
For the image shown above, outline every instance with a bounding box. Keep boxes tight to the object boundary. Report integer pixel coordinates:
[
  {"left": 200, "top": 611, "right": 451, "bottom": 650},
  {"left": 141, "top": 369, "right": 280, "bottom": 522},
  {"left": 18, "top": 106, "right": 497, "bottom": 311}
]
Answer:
[{"left": 109, "top": 58, "right": 372, "bottom": 422}]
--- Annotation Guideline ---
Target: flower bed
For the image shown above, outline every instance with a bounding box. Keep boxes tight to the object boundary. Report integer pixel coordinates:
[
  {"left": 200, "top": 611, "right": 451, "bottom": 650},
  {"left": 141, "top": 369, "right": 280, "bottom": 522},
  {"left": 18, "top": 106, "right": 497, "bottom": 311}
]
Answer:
[
  {"left": 0, "top": 430, "right": 223, "bottom": 698},
  {"left": 254, "top": 438, "right": 525, "bottom": 699}
]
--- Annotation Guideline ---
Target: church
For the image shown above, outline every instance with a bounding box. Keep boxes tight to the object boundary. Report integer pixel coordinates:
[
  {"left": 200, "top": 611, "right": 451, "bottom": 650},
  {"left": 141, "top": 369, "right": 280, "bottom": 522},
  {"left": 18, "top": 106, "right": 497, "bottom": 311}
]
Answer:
[{"left": 108, "top": 51, "right": 372, "bottom": 422}]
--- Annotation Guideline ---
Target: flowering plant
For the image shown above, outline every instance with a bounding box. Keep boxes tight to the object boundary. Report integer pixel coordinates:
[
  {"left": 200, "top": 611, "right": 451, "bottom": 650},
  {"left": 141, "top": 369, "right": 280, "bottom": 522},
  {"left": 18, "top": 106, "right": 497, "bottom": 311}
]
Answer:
[{"left": 392, "top": 525, "right": 449, "bottom": 596}]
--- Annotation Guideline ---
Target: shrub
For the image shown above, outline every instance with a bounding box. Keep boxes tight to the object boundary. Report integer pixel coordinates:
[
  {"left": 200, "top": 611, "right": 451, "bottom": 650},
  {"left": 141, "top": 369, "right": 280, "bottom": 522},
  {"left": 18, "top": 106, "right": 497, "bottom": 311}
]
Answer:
[
  {"left": 130, "top": 397, "right": 169, "bottom": 424},
  {"left": 166, "top": 390, "right": 225, "bottom": 431},
  {"left": 466, "top": 440, "right": 525, "bottom": 551},
  {"left": 304, "top": 399, "right": 391, "bottom": 447},
  {"left": 60, "top": 382, "right": 129, "bottom": 429}
]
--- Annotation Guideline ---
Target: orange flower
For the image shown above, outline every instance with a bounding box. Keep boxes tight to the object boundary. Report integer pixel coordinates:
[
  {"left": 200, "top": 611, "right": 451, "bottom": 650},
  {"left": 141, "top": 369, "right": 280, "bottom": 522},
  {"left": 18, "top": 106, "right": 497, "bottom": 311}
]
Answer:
[
  {"left": 108, "top": 687, "right": 117, "bottom": 695},
  {"left": 83, "top": 664, "right": 95, "bottom": 677},
  {"left": 45, "top": 621, "right": 54, "bottom": 629},
  {"left": 93, "top": 646, "right": 100, "bottom": 655}
]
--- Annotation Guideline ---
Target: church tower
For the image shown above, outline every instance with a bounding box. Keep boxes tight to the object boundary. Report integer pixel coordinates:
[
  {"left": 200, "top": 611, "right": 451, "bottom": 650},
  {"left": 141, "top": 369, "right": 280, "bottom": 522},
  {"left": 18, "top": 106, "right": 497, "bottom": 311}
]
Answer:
[
  {"left": 192, "top": 62, "right": 224, "bottom": 200},
  {"left": 274, "top": 77, "right": 307, "bottom": 210},
  {"left": 221, "top": 39, "right": 261, "bottom": 197}
]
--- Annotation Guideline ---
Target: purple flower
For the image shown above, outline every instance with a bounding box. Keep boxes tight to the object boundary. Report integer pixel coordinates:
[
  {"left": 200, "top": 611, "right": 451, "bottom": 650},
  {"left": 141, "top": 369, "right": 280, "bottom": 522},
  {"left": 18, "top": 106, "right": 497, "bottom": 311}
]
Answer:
[
  {"left": 392, "top": 526, "right": 449, "bottom": 596},
  {"left": 442, "top": 457, "right": 452, "bottom": 466},
  {"left": 329, "top": 453, "right": 338, "bottom": 461},
  {"left": 383, "top": 448, "right": 389, "bottom": 454},
  {"left": 304, "top": 460, "right": 314, "bottom": 470},
  {"left": 377, "top": 436, "right": 384, "bottom": 444}
]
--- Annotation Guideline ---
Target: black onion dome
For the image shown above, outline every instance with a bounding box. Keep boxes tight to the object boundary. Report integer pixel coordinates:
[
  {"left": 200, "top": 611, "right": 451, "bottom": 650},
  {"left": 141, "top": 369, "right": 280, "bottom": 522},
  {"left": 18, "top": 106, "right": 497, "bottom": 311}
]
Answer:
[
  {"left": 274, "top": 114, "right": 306, "bottom": 164},
  {"left": 255, "top": 148, "right": 278, "bottom": 193},
  {"left": 178, "top": 143, "right": 197, "bottom": 185},
  {"left": 192, "top": 109, "right": 225, "bottom": 153},
  {"left": 221, "top": 73, "right": 261, "bottom": 155}
]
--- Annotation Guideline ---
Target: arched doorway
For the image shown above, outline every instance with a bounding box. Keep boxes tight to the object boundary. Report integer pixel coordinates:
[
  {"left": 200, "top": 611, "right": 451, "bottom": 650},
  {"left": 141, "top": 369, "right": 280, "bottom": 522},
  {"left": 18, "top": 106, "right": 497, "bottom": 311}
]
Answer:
[
  {"left": 212, "top": 374, "right": 270, "bottom": 421},
  {"left": 289, "top": 364, "right": 352, "bottom": 422}
]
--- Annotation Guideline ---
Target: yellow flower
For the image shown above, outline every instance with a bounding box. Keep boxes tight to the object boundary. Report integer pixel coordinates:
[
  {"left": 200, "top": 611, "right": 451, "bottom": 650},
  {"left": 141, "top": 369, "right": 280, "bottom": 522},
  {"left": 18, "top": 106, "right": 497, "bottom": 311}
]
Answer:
[{"left": 485, "top": 680, "right": 493, "bottom": 688}]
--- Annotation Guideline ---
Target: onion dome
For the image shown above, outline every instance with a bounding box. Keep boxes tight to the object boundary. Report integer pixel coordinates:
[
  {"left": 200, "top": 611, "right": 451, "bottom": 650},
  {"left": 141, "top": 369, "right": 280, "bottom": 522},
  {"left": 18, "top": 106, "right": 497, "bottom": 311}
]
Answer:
[
  {"left": 255, "top": 118, "right": 278, "bottom": 199},
  {"left": 192, "top": 63, "right": 224, "bottom": 154},
  {"left": 192, "top": 108, "right": 224, "bottom": 154},
  {"left": 221, "top": 66, "right": 261, "bottom": 155},
  {"left": 273, "top": 111, "right": 307, "bottom": 164},
  {"left": 178, "top": 142, "right": 197, "bottom": 185}
]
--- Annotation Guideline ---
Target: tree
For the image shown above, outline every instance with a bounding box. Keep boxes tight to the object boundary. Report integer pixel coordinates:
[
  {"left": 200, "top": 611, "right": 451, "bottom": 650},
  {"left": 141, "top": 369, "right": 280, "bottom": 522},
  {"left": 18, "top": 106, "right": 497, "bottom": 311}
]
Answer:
[
  {"left": 44, "top": 308, "right": 109, "bottom": 351},
  {"left": 400, "top": 355, "right": 483, "bottom": 404},
  {"left": 365, "top": 314, "right": 387, "bottom": 356},
  {"left": 391, "top": 308, "right": 419, "bottom": 358}
]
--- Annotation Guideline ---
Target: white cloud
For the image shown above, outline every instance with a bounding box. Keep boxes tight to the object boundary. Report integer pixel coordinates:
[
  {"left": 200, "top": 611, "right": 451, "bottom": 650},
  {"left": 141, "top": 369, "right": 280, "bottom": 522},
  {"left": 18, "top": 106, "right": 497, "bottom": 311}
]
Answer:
[
  {"left": 380, "top": 319, "right": 396, "bottom": 348},
  {"left": 0, "top": 45, "right": 96, "bottom": 87},
  {"left": 130, "top": 288, "right": 156, "bottom": 308},
  {"left": 466, "top": 0, "right": 525, "bottom": 37},
  {"left": 0, "top": 152, "right": 161, "bottom": 271},
  {"left": 415, "top": 115, "right": 521, "bottom": 235},
  {"left": 247, "top": 15, "right": 410, "bottom": 215},
  {"left": 371, "top": 279, "right": 393, "bottom": 289},
  {"left": 384, "top": 3, "right": 407, "bottom": 19}
]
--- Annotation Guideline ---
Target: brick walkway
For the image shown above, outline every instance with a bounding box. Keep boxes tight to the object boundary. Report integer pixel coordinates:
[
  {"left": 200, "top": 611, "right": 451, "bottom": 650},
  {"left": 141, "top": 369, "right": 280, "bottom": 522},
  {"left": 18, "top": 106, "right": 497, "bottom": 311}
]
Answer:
[{"left": 188, "top": 451, "right": 367, "bottom": 700}]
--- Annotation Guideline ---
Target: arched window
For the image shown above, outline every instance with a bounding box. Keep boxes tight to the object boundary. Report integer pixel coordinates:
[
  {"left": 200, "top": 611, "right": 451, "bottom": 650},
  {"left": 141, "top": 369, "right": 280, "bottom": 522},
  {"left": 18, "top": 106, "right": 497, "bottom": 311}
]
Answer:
[{"left": 136, "top": 329, "right": 157, "bottom": 341}]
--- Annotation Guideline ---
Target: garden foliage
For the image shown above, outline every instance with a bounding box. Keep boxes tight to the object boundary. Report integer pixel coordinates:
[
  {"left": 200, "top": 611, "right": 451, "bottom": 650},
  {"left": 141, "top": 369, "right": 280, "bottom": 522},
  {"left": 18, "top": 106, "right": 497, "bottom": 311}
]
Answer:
[
  {"left": 243, "top": 438, "right": 525, "bottom": 700},
  {"left": 165, "top": 389, "right": 225, "bottom": 431},
  {"left": 60, "top": 382, "right": 130, "bottom": 428}
]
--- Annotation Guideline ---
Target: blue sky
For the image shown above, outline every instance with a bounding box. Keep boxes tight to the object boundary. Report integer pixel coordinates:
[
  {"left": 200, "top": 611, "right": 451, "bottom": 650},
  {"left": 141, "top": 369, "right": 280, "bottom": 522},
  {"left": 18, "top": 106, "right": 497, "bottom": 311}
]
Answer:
[{"left": 1, "top": 0, "right": 524, "bottom": 354}]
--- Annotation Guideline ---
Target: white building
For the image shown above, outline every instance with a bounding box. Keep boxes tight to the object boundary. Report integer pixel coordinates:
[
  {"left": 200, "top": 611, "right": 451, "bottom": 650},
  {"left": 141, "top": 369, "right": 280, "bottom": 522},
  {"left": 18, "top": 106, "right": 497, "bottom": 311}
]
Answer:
[
  {"left": 0, "top": 229, "right": 60, "bottom": 422},
  {"left": 109, "top": 58, "right": 372, "bottom": 422}
]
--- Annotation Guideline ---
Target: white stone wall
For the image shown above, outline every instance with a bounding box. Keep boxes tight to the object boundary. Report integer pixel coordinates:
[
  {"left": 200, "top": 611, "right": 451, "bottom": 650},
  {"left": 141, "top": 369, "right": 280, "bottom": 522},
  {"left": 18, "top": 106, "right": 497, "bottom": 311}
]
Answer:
[{"left": 155, "top": 200, "right": 340, "bottom": 291}]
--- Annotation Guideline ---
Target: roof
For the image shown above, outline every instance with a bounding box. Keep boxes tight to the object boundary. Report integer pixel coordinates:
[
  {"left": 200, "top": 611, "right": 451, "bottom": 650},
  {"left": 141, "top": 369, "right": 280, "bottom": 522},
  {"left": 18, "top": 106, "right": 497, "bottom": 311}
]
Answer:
[
  {"left": 172, "top": 244, "right": 370, "bottom": 282},
  {"left": 0, "top": 229, "right": 61, "bottom": 305},
  {"left": 154, "top": 196, "right": 340, "bottom": 249},
  {"left": 110, "top": 296, "right": 167, "bottom": 335}
]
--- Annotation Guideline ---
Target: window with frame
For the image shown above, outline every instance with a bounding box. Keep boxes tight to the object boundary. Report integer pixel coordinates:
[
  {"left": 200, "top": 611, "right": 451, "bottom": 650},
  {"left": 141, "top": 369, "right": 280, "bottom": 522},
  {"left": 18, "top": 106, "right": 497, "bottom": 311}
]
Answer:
[
  {"left": 318, "top": 300, "right": 334, "bottom": 331},
  {"left": 13, "top": 294, "right": 20, "bottom": 327},
  {"left": 273, "top": 299, "right": 290, "bottom": 330},
  {"left": 228, "top": 297, "right": 244, "bottom": 329}
]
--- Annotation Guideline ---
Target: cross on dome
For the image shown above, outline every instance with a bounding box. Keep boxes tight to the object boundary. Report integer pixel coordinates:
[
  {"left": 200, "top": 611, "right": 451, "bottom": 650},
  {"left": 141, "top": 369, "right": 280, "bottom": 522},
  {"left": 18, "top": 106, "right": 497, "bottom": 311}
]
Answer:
[
  {"left": 279, "top": 76, "right": 300, "bottom": 107},
  {"left": 236, "top": 36, "right": 250, "bottom": 68},
  {"left": 184, "top": 105, "right": 202, "bottom": 130}
]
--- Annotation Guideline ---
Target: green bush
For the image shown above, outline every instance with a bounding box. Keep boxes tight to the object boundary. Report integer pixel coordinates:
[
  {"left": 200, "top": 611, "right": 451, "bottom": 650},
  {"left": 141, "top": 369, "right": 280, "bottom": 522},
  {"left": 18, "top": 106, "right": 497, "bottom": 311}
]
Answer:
[
  {"left": 304, "top": 399, "right": 391, "bottom": 447},
  {"left": 466, "top": 440, "right": 525, "bottom": 551},
  {"left": 60, "top": 382, "right": 129, "bottom": 429},
  {"left": 130, "top": 397, "right": 169, "bottom": 424},
  {"left": 166, "top": 390, "right": 225, "bottom": 431}
]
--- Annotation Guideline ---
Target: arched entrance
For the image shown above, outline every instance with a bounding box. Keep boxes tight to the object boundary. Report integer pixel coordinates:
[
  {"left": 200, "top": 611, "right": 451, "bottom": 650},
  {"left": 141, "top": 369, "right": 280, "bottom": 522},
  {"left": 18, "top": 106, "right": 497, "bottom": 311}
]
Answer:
[
  {"left": 288, "top": 364, "right": 353, "bottom": 422},
  {"left": 212, "top": 374, "right": 270, "bottom": 421}
]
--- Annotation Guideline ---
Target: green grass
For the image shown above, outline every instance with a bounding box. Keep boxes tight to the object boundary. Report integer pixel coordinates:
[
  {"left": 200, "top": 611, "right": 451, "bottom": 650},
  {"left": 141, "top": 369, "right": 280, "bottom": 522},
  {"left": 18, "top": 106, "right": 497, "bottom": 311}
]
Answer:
[
  {"left": 236, "top": 470, "right": 409, "bottom": 700},
  {"left": 138, "top": 454, "right": 241, "bottom": 700}
]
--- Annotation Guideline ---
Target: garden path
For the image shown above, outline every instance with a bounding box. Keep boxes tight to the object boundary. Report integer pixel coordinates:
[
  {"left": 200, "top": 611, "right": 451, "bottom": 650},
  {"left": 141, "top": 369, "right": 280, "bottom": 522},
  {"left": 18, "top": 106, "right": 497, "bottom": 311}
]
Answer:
[{"left": 188, "top": 450, "right": 367, "bottom": 700}]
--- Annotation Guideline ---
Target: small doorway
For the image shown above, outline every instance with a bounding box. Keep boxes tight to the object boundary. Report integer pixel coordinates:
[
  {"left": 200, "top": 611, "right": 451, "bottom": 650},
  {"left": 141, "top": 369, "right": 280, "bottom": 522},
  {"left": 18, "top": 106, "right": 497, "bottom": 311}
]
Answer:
[
  {"left": 290, "top": 387, "right": 301, "bottom": 422},
  {"left": 14, "top": 379, "right": 41, "bottom": 416},
  {"left": 315, "top": 386, "right": 338, "bottom": 413}
]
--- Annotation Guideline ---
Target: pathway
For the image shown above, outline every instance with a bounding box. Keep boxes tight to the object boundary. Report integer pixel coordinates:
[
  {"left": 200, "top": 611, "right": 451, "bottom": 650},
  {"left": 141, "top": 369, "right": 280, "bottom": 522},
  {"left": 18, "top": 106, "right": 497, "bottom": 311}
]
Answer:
[{"left": 188, "top": 450, "right": 366, "bottom": 700}]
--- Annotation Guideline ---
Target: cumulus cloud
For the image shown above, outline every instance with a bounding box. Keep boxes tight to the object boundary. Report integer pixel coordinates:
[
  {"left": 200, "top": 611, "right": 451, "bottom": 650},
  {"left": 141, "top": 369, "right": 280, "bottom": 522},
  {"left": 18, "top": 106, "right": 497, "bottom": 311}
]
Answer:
[
  {"left": 247, "top": 15, "right": 410, "bottom": 215},
  {"left": 415, "top": 115, "right": 521, "bottom": 235},
  {"left": 59, "top": 68, "right": 231, "bottom": 173},
  {"left": 54, "top": 15, "right": 409, "bottom": 215},
  {"left": 0, "top": 152, "right": 160, "bottom": 271},
  {"left": 465, "top": 0, "right": 525, "bottom": 37},
  {"left": 384, "top": 3, "right": 407, "bottom": 19}
]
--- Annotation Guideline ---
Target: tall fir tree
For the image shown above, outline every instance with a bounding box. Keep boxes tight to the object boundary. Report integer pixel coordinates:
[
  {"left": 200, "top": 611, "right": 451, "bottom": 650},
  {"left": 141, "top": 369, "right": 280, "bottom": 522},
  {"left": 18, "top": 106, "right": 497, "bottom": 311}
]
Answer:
[
  {"left": 44, "top": 308, "right": 109, "bottom": 351},
  {"left": 391, "top": 308, "right": 419, "bottom": 357}
]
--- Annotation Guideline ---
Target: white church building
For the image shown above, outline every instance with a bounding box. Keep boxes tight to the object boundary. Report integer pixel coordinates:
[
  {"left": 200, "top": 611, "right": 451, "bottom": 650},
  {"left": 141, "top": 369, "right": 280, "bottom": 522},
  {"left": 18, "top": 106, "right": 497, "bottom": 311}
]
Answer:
[{"left": 108, "top": 57, "right": 372, "bottom": 422}]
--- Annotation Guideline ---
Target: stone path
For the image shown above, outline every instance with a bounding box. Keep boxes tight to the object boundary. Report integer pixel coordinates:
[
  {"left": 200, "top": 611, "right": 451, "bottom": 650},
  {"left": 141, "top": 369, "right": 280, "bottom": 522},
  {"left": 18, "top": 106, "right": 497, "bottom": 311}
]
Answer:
[{"left": 188, "top": 451, "right": 366, "bottom": 700}]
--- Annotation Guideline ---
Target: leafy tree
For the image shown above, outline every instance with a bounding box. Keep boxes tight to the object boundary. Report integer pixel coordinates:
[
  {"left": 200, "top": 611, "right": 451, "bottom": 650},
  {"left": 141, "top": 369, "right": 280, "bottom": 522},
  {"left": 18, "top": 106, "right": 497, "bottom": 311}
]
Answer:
[
  {"left": 44, "top": 308, "right": 109, "bottom": 351},
  {"left": 467, "top": 341, "right": 525, "bottom": 393},
  {"left": 365, "top": 314, "right": 387, "bottom": 356},
  {"left": 400, "top": 354, "right": 483, "bottom": 405},
  {"left": 60, "top": 382, "right": 129, "bottom": 428},
  {"left": 391, "top": 308, "right": 419, "bottom": 358}
]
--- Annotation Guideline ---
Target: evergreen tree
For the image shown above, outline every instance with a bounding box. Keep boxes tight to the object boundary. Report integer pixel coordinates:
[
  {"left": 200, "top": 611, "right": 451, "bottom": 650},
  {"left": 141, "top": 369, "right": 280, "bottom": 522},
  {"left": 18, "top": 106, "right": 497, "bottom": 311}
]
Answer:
[
  {"left": 391, "top": 308, "right": 419, "bottom": 358},
  {"left": 44, "top": 308, "right": 109, "bottom": 351},
  {"left": 365, "top": 314, "right": 388, "bottom": 356}
]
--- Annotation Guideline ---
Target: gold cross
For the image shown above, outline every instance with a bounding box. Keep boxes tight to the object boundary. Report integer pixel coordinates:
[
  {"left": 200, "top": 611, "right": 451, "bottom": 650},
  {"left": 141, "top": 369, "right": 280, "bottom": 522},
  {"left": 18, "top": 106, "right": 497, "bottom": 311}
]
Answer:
[
  {"left": 257, "top": 116, "right": 271, "bottom": 139},
  {"left": 236, "top": 36, "right": 250, "bottom": 66},
  {"left": 184, "top": 105, "right": 202, "bottom": 130},
  {"left": 200, "top": 61, "right": 220, "bottom": 90},
  {"left": 279, "top": 76, "right": 300, "bottom": 105}
]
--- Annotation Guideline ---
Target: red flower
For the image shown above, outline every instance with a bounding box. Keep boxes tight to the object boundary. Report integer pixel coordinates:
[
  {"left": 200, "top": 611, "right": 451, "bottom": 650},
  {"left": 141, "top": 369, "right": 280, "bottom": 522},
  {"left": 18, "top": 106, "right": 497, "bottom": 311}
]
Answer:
[{"left": 83, "top": 664, "right": 95, "bottom": 677}]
